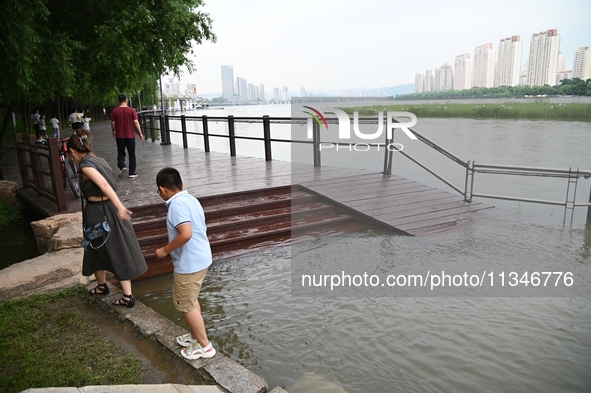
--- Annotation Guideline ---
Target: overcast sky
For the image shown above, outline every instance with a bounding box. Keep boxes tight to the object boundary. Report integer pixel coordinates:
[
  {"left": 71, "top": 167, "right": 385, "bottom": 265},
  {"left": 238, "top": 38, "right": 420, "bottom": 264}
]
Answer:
[{"left": 172, "top": 0, "right": 591, "bottom": 95}]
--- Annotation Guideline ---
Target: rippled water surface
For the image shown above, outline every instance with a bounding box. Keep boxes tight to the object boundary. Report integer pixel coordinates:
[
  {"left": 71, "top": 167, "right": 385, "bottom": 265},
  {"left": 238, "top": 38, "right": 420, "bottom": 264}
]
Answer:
[{"left": 136, "top": 105, "right": 591, "bottom": 392}]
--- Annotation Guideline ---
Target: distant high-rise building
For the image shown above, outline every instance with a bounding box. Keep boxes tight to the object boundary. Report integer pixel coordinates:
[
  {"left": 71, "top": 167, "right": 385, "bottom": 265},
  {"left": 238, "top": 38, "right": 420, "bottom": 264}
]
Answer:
[
  {"left": 453, "top": 54, "right": 472, "bottom": 90},
  {"left": 247, "top": 83, "right": 256, "bottom": 101},
  {"left": 282, "top": 87, "right": 289, "bottom": 100},
  {"left": 557, "top": 53, "right": 566, "bottom": 72},
  {"left": 572, "top": 46, "right": 591, "bottom": 80},
  {"left": 258, "top": 84, "right": 265, "bottom": 100},
  {"left": 273, "top": 88, "right": 281, "bottom": 101},
  {"left": 495, "top": 36, "right": 522, "bottom": 87},
  {"left": 236, "top": 77, "right": 248, "bottom": 101},
  {"left": 425, "top": 69, "right": 433, "bottom": 92},
  {"left": 556, "top": 70, "right": 572, "bottom": 85},
  {"left": 300, "top": 87, "right": 307, "bottom": 97},
  {"left": 473, "top": 43, "right": 495, "bottom": 88},
  {"left": 435, "top": 63, "right": 453, "bottom": 91},
  {"left": 415, "top": 73, "right": 425, "bottom": 93},
  {"left": 527, "top": 29, "right": 560, "bottom": 86},
  {"left": 221, "top": 66, "right": 234, "bottom": 100},
  {"left": 518, "top": 62, "right": 529, "bottom": 86}
]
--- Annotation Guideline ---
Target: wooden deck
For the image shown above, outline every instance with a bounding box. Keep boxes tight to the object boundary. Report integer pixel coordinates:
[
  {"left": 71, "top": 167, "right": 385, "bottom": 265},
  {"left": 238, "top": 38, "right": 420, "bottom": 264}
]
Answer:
[{"left": 1, "top": 120, "right": 493, "bottom": 236}]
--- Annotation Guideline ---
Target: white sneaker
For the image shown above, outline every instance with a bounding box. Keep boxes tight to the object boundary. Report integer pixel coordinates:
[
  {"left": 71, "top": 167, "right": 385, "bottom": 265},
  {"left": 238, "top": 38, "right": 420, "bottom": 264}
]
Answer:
[
  {"left": 176, "top": 333, "right": 197, "bottom": 347},
  {"left": 128, "top": 173, "right": 138, "bottom": 178},
  {"left": 181, "top": 342, "right": 216, "bottom": 360},
  {"left": 118, "top": 167, "right": 128, "bottom": 177}
]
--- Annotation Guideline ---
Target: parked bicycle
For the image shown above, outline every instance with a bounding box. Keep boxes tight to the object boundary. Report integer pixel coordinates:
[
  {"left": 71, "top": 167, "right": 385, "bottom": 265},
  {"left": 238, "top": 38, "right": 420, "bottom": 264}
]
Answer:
[{"left": 57, "top": 137, "right": 81, "bottom": 198}]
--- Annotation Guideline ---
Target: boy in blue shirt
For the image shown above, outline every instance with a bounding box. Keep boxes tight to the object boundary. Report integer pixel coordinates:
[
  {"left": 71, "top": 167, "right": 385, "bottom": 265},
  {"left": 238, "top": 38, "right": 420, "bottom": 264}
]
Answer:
[{"left": 155, "top": 167, "right": 216, "bottom": 359}]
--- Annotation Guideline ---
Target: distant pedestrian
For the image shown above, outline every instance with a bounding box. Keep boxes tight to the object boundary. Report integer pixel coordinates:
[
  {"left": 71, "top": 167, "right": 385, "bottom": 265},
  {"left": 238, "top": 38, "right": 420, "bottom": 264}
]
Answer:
[
  {"left": 69, "top": 109, "right": 82, "bottom": 126},
  {"left": 31, "top": 109, "right": 41, "bottom": 140},
  {"left": 155, "top": 167, "right": 216, "bottom": 360},
  {"left": 82, "top": 110, "right": 91, "bottom": 131},
  {"left": 111, "top": 94, "right": 144, "bottom": 178},
  {"left": 50, "top": 115, "right": 60, "bottom": 139},
  {"left": 39, "top": 114, "right": 48, "bottom": 139}
]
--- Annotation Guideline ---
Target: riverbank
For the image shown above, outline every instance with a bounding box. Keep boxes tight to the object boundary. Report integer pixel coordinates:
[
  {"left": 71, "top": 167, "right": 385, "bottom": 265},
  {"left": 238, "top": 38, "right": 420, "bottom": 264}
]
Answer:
[{"left": 341, "top": 101, "right": 591, "bottom": 121}]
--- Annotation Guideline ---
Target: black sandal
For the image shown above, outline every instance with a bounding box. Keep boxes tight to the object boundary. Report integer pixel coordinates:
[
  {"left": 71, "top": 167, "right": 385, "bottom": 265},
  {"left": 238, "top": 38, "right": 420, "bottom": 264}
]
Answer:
[
  {"left": 112, "top": 293, "right": 135, "bottom": 308},
  {"left": 89, "top": 282, "right": 110, "bottom": 295}
]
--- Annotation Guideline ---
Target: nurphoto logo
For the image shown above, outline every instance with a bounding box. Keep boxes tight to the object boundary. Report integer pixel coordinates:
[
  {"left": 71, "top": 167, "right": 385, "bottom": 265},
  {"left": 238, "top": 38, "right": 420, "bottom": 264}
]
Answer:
[{"left": 302, "top": 107, "right": 418, "bottom": 152}]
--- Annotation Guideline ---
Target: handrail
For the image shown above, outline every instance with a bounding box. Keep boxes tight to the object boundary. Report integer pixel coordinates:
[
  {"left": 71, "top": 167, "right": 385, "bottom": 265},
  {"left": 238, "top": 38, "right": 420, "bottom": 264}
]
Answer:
[
  {"left": 15, "top": 134, "right": 67, "bottom": 212},
  {"left": 139, "top": 112, "right": 591, "bottom": 222}
]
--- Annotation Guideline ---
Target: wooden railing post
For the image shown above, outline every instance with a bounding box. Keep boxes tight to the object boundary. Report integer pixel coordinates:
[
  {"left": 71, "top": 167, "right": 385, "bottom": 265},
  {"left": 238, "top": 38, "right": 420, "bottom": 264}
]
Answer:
[
  {"left": 228, "top": 115, "right": 236, "bottom": 157},
  {"left": 47, "top": 138, "right": 67, "bottom": 212},
  {"left": 181, "top": 115, "right": 188, "bottom": 149},
  {"left": 202, "top": 115, "right": 210, "bottom": 152},
  {"left": 149, "top": 115, "right": 155, "bottom": 142},
  {"left": 15, "top": 134, "right": 30, "bottom": 188},
  {"left": 312, "top": 119, "right": 321, "bottom": 167},
  {"left": 28, "top": 135, "right": 44, "bottom": 197},
  {"left": 263, "top": 115, "right": 272, "bottom": 161}
]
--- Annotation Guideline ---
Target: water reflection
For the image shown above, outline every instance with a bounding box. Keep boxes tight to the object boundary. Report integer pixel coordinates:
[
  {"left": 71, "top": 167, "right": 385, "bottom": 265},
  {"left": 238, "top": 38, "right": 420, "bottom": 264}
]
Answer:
[{"left": 134, "top": 210, "right": 591, "bottom": 392}]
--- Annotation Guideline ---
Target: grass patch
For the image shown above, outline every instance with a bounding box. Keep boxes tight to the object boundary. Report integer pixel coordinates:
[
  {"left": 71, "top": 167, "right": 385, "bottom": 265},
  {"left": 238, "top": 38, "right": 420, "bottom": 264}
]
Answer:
[
  {"left": 341, "top": 102, "right": 591, "bottom": 121},
  {"left": 0, "top": 286, "right": 143, "bottom": 393}
]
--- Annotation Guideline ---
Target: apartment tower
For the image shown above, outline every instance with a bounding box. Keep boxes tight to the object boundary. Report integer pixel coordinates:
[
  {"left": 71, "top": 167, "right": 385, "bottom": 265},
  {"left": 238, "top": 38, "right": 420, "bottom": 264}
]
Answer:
[
  {"left": 495, "top": 36, "right": 523, "bottom": 87},
  {"left": 473, "top": 43, "right": 495, "bottom": 88},
  {"left": 453, "top": 53, "right": 472, "bottom": 90},
  {"left": 527, "top": 29, "right": 560, "bottom": 86},
  {"left": 572, "top": 46, "right": 591, "bottom": 80},
  {"left": 221, "top": 66, "right": 234, "bottom": 100}
]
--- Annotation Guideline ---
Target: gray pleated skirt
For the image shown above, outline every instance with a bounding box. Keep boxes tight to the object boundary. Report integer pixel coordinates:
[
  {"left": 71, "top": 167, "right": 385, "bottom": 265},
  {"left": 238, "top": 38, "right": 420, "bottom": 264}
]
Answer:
[{"left": 82, "top": 200, "right": 148, "bottom": 280}]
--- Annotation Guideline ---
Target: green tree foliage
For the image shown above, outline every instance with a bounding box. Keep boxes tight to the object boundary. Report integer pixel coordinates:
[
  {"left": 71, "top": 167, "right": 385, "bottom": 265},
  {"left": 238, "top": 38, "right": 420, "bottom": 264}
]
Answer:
[
  {"left": 399, "top": 78, "right": 591, "bottom": 100},
  {"left": 0, "top": 0, "right": 216, "bottom": 145}
]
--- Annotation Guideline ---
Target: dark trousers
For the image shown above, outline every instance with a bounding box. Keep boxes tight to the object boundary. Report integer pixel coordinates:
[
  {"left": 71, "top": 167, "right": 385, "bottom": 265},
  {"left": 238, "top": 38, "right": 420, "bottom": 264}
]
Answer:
[
  {"left": 34, "top": 124, "right": 40, "bottom": 139},
  {"left": 116, "top": 138, "right": 137, "bottom": 175}
]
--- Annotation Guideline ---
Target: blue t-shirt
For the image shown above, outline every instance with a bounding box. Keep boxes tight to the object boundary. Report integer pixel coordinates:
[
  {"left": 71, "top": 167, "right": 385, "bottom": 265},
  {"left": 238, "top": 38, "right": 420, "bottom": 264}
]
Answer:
[{"left": 165, "top": 191, "right": 212, "bottom": 274}]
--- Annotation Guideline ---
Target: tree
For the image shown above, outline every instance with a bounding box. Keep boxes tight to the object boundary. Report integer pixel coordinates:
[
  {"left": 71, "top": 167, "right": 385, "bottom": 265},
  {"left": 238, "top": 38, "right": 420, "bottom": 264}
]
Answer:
[{"left": 0, "top": 0, "right": 216, "bottom": 146}]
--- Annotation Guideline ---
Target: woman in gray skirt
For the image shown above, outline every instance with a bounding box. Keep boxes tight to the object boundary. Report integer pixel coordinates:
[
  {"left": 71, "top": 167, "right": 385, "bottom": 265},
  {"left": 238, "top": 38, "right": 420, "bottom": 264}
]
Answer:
[{"left": 67, "top": 122, "right": 147, "bottom": 307}]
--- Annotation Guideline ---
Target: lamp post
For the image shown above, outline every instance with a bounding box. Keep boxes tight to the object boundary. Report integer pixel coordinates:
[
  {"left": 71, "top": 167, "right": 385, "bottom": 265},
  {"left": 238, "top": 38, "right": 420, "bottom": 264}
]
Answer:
[{"left": 137, "top": 90, "right": 142, "bottom": 111}]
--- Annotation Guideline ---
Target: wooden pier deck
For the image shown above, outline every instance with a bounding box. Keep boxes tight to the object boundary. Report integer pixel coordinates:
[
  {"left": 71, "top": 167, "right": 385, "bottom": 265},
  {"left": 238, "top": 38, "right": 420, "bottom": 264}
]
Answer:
[{"left": 1, "top": 120, "right": 493, "bottom": 236}]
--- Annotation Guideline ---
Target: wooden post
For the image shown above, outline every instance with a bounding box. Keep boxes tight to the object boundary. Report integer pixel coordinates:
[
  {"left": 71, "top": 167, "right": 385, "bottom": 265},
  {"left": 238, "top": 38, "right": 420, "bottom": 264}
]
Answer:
[
  {"left": 587, "top": 185, "right": 591, "bottom": 222},
  {"left": 313, "top": 119, "right": 321, "bottom": 167},
  {"left": 15, "top": 134, "right": 30, "bottom": 188},
  {"left": 263, "top": 115, "right": 272, "bottom": 161},
  {"left": 164, "top": 114, "right": 171, "bottom": 145},
  {"left": 202, "top": 115, "right": 210, "bottom": 152},
  {"left": 28, "top": 135, "right": 44, "bottom": 197},
  {"left": 181, "top": 115, "right": 188, "bottom": 149},
  {"left": 228, "top": 115, "right": 236, "bottom": 157},
  {"left": 47, "top": 138, "right": 67, "bottom": 212}
]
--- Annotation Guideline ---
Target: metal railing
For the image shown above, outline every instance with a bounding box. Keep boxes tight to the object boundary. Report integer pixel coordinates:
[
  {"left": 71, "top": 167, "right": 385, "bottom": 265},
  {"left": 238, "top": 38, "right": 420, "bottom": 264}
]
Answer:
[{"left": 137, "top": 112, "right": 591, "bottom": 223}]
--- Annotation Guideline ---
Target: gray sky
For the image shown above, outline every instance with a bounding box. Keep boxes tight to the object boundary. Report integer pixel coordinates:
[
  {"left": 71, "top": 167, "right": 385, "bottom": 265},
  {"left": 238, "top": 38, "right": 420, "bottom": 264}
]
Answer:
[{"left": 174, "top": 0, "right": 591, "bottom": 94}]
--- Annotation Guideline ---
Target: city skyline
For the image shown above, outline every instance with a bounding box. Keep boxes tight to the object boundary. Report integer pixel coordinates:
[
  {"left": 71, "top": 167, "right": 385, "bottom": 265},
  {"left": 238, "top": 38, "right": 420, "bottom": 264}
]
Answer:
[{"left": 169, "top": 0, "right": 590, "bottom": 95}]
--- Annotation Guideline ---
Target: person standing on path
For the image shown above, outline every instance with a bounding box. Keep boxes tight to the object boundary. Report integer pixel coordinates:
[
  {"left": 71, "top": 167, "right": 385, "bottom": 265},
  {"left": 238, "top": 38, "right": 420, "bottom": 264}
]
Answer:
[
  {"left": 111, "top": 94, "right": 144, "bottom": 178},
  {"left": 31, "top": 109, "right": 41, "bottom": 140},
  {"left": 69, "top": 109, "right": 81, "bottom": 127},
  {"left": 50, "top": 114, "right": 61, "bottom": 139}
]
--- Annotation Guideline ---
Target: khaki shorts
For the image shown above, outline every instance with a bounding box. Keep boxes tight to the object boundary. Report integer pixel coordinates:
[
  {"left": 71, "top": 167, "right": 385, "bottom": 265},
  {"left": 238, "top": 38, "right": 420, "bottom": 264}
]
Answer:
[{"left": 172, "top": 268, "right": 208, "bottom": 313}]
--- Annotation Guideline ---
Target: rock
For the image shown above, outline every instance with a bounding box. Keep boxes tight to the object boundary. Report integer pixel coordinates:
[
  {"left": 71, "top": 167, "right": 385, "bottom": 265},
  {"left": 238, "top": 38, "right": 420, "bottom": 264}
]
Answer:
[
  {"left": 52, "top": 219, "right": 84, "bottom": 251},
  {"left": 30, "top": 212, "right": 82, "bottom": 253},
  {"left": 0, "top": 180, "right": 20, "bottom": 209},
  {"left": 0, "top": 248, "right": 90, "bottom": 301}
]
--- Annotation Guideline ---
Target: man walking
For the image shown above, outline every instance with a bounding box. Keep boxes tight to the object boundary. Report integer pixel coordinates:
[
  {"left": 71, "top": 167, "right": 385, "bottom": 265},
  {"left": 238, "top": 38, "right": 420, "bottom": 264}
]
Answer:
[{"left": 111, "top": 94, "right": 144, "bottom": 178}]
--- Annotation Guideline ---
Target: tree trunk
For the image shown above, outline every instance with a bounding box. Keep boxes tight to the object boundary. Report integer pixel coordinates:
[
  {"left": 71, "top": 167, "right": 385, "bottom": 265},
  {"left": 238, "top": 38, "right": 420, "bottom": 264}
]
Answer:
[{"left": 0, "top": 105, "right": 13, "bottom": 148}]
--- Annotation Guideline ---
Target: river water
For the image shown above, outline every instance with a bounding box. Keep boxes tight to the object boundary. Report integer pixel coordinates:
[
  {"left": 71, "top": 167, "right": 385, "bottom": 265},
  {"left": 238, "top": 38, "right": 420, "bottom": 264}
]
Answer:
[{"left": 134, "top": 104, "right": 591, "bottom": 392}]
